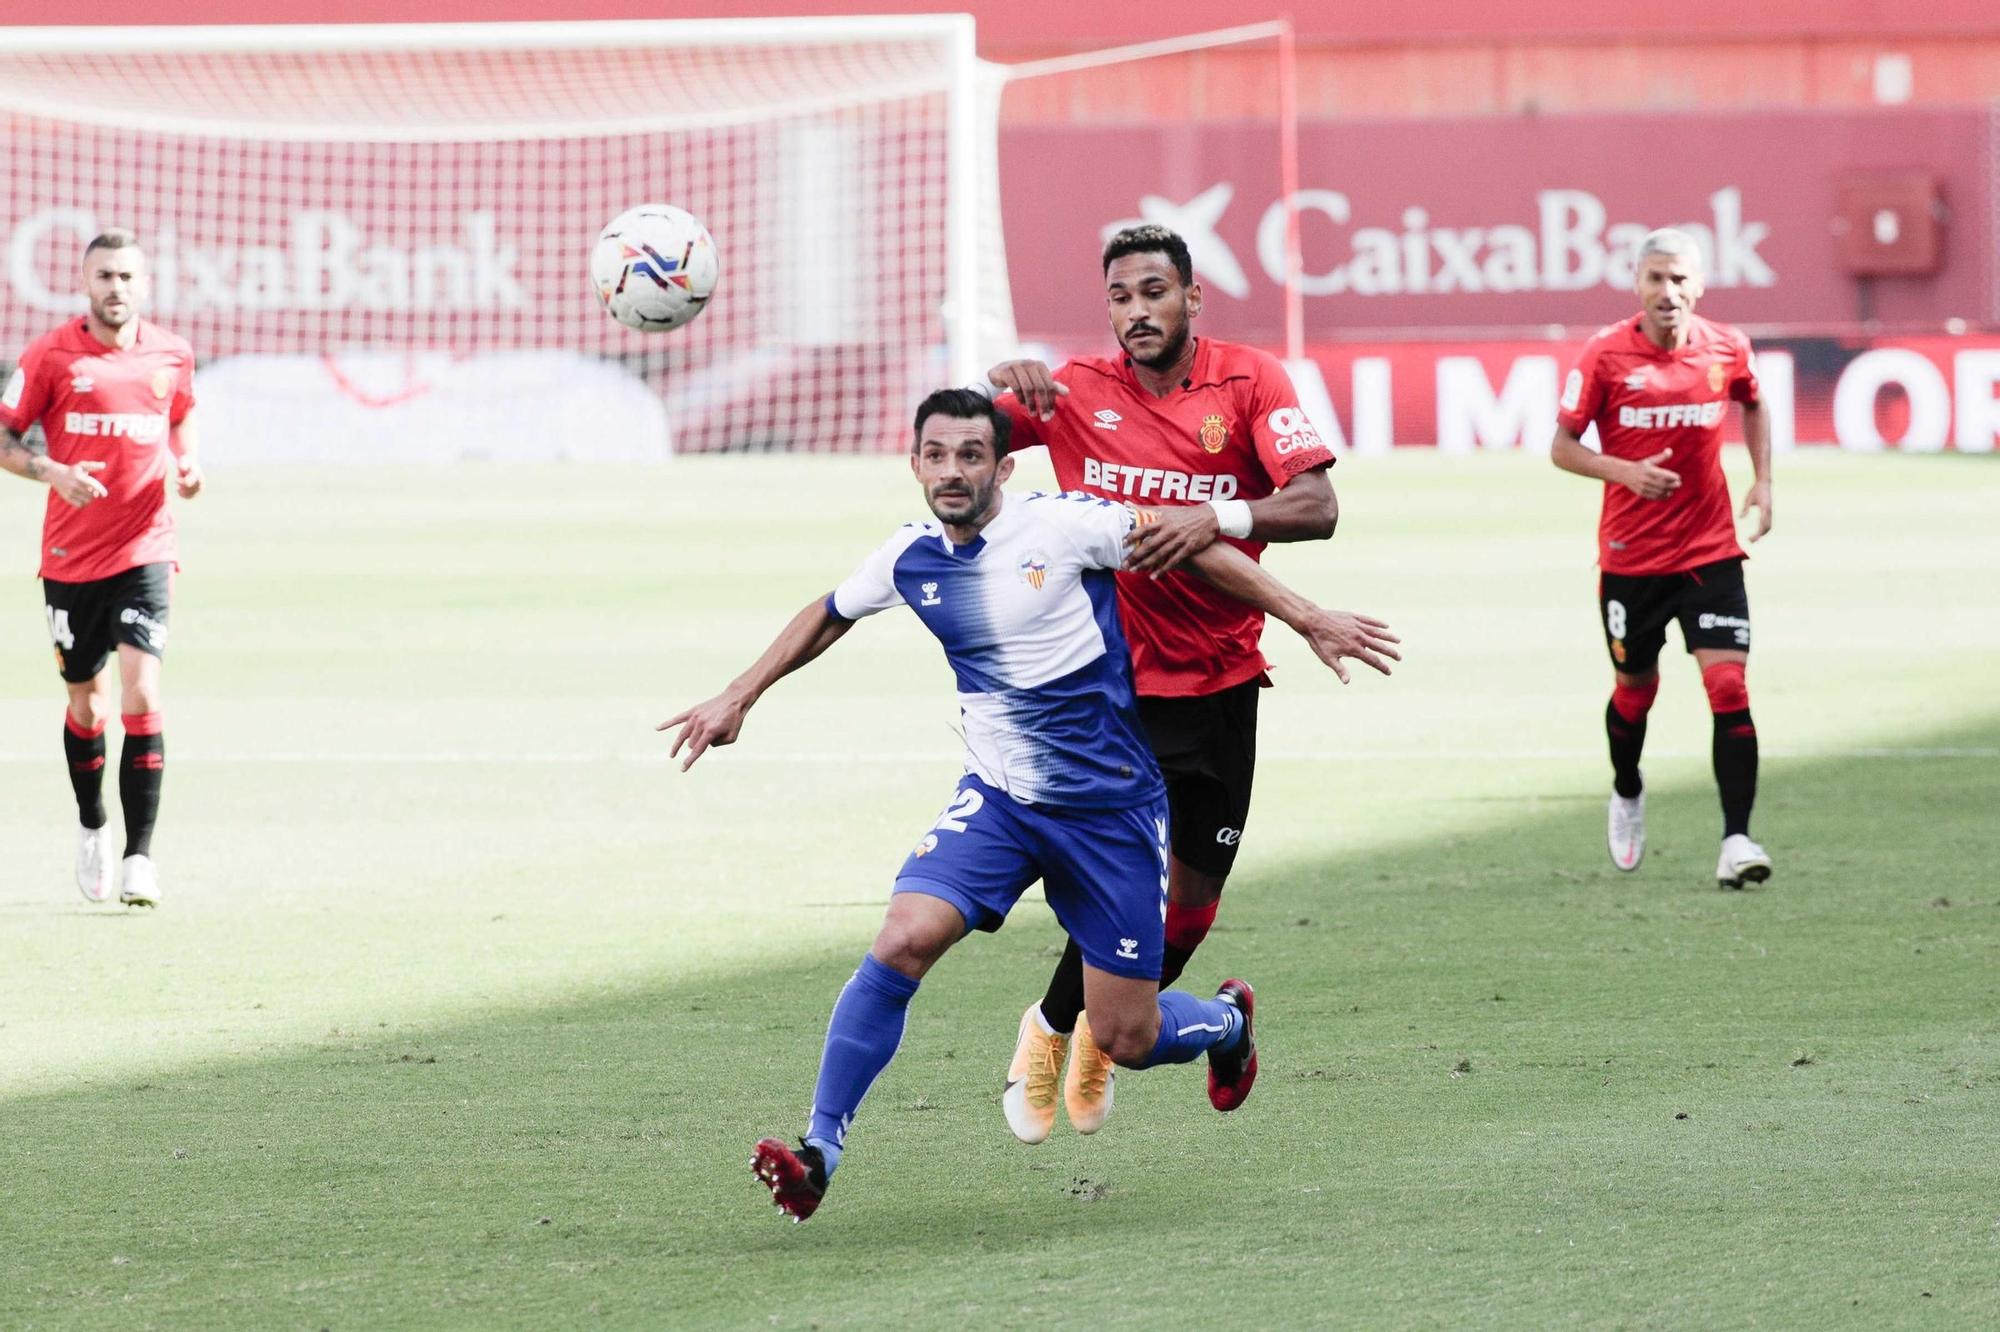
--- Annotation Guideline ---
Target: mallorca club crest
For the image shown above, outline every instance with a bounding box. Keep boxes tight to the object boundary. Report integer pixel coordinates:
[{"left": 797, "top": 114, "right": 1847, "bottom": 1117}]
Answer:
[
  {"left": 1018, "top": 552, "right": 1049, "bottom": 590},
  {"left": 1198, "top": 413, "right": 1227, "bottom": 453},
  {"left": 1707, "top": 363, "right": 1727, "bottom": 394},
  {"left": 150, "top": 369, "right": 173, "bottom": 399}
]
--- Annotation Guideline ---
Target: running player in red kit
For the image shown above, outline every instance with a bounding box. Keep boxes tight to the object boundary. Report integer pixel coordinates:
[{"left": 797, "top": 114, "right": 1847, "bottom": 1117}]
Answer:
[
  {"left": 1, "top": 230, "right": 204, "bottom": 907},
  {"left": 986, "top": 224, "right": 1399, "bottom": 1142},
  {"left": 1551, "top": 228, "right": 1773, "bottom": 890}
]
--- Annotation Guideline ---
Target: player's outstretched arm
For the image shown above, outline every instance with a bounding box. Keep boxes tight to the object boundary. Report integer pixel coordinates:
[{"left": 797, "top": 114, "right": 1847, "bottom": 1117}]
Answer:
[
  {"left": 1550, "top": 425, "right": 1680, "bottom": 500},
  {"left": 658, "top": 596, "right": 853, "bottom": 771},
  {"left": 1125, "top": 466, "right": 1339, "bottom": 576},
  {"left": 1183, "top": 539, "right": 1400, "bottom": 684},
  {"left": 0, "top": 427, "right": 107, "bottom": 506}
]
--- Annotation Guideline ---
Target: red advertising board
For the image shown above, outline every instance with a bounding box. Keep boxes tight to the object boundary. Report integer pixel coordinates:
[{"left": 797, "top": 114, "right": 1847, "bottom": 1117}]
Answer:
[
  {"left": 1015, "top": 334, "right": 2000, "bottom": 452},
  {"left": 1017, "top": 332, "right": 2000, "bottom": 452},
  {"left": 1001, "top": 108, "right": 1998, "bottom": 343}
]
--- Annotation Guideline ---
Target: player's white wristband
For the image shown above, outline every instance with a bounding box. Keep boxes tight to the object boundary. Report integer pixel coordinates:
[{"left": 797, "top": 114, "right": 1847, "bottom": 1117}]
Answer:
[{"left": 1209, "top": 498, "right": 1253, "bottom": 539}]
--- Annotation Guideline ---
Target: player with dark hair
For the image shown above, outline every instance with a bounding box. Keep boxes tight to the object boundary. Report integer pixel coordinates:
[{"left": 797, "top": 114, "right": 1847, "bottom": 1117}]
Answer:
[
  {"left": 984, "top": 224, "right": 1394, "bottom": 1142},
  {"left": 662, "top": 388, "right": 1389, "bottom": 1222},
  {"left": 1551, "top": 228, "right": 1774, "bottom": 889},
  {"left": 1, "top": 230, "right": 204, "bottom": 907}
]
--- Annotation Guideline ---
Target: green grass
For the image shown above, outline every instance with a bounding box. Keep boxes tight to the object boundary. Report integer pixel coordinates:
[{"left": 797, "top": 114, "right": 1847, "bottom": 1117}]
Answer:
[{"left": 1, "top": 450, "right": 1995, "bottom": 1328}]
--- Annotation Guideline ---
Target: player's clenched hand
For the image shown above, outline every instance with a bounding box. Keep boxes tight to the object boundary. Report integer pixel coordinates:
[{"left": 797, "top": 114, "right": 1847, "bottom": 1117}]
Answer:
[
  {"left": 52, "top": 460, "right": 108, "bottom": 508},
  {"left": 1125, "top": 503, "right": 1219, "bottom": 574},
  {"left": 1739, "top": 479, "right": 1772, "bottom": 542},
  {"left": 658, "top": 688, "right": 753, "bottom": 771},
  {"left": 1295, "top": 609, "right": 1401, "bottom": 685},
  {"left": 987, "top": 359, "right": 1066, "bottom": 420},
  {"left": 176, "top": 457, "right": 205, "bottom": 500},
  {"left": 1621, "top": 448, "right": 1681, "bottom": 501}
]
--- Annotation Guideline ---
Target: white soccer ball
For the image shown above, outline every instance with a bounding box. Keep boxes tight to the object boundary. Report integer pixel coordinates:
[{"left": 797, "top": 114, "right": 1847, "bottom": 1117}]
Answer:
[{"left": 590, "top": 204, "right": 720, "bottom": 332}]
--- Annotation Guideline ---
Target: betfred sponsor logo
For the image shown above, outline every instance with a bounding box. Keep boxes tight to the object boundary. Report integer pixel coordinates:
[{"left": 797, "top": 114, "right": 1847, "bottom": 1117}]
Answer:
[
  {"left": 1081, "top": 455, "right": 1240, "bottom": 501},
  {"left": 7, "top": 208, "right": 525, "bottom": 315},
  {"left": 1618, "top": 402, "right": 1727, "bottom": 430},
  {"left": 1110, "top": 184, "right": 1773, "bottom": 301},
  {"left": 65, "top": 411, "right": 167, "bottom": 441}
]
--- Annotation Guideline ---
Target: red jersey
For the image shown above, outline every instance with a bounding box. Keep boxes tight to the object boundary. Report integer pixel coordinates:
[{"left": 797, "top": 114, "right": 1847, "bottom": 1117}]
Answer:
[
  {"left": 1001, "top": 337, "right": 1335, "bottom": 697},
  {"left": 2, "top": 318, "right": 195, "bottom": 583},
  {"left": 1557, "top": 313, "right": 1758, "bottom": 576}
]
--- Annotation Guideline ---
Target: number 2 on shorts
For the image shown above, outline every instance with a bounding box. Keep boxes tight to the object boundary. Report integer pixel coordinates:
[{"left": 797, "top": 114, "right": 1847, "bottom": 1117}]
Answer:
[{"left": 933, "top": 786, "right": 985, "bottom": 833}]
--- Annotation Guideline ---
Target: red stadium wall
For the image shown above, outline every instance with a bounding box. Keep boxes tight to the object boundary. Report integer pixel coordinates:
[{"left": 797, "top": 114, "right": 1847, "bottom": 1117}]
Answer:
[
  {"left": 1007, "top": 333, "right": 2000, "bottom": 453},
  {"left": 1001, "top": 107, "right": 2000, "bottom": 343},
  {"left": 20, "top": 1, "right": 2000, "bottom": 117},
  {"left": 18, "top": 0, "right": 2000, "bottom": 47},
  {"left": 1002, "top": 104, "right": 2000, "bottom": 450}
]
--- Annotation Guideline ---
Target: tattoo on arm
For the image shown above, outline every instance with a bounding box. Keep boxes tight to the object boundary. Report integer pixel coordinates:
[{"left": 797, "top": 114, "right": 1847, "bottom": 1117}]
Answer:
[{"left": 3, "top": 429, "right": 49, "bottom": 480}]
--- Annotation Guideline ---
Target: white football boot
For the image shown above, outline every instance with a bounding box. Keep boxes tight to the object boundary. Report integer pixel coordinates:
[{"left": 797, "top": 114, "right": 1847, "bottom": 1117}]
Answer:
[
  {"left": 76, "top": 824, "right": 114, "bottom": 903},
  {"left": 1607, "top": 788, "right": 1646, "bottom": 872},
  {"left": 118, "top": 854, "right": 161, "bottom": 908},
  {"left": 1001, "top": 1004, "right": 1067, "bottom": 1145},
  {"left": 1716, "top": 835, "right": 1773, "bottom": 890}
]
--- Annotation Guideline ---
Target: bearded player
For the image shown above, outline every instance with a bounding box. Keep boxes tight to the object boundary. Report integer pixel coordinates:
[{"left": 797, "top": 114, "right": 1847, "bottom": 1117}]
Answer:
[
  {"left": 666, "top": 390, "right": 1388, "bottom": 1221},
  {"left": 1, "top": 230, "right": 204, "bottom": 907},
  {"left": 1551, "top": 228, "right": 1773, "bottom": 890},
  {"left": 985, "top": 224, "right": 1397, "bottom": 1143}
]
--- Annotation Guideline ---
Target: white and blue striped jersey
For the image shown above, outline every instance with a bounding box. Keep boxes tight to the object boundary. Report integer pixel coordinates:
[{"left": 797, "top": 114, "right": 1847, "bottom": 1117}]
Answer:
[{"left": 826, "top": 491, "right": 1166, "bottom": 810}]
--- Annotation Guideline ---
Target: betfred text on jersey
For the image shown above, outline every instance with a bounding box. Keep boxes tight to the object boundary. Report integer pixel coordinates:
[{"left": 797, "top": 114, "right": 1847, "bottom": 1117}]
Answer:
[
  {"left": 1081, "top": 456, "right": 1240, "bottom": 502},
  {"left": 64, "top": 411, "right": 168, "bottom": 441},
  {"left": 1618, "top": 402, "right": 1727, "bottom": 430}
]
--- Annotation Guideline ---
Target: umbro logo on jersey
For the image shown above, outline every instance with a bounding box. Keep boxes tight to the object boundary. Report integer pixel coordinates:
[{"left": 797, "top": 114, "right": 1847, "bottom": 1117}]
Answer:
[
  {"left": 1623, "top": 371, "right": 1650, "bottom": 390},
  {"left": 920, "top": 581, "right": 941, "bottom": 606},
  {"left": 1092, "top": 409, "right": 1121, "bottom": 431},
  {"left": 71, "top": 375, "right": 93, "bottom": 393}
]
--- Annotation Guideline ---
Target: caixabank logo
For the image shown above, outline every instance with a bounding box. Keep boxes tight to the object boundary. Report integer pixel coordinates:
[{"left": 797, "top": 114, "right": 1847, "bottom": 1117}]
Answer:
[
  {"left": 5, "top": 208, "right": 527, "bottom": 315},
  {"left": 1102, "top": 183, "right": 1775, "bottom": 300}
]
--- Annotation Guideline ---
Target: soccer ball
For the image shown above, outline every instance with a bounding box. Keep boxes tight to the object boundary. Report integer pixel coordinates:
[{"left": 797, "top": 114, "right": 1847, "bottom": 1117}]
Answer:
[{"left": 590, "top": 204, "right": 720, "bottom": 332}]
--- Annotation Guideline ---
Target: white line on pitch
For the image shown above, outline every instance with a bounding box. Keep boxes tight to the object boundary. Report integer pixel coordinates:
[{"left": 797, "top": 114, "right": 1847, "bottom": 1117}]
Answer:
[{"left": 0, "top": 748, "right": 1993, "bottom": 764}]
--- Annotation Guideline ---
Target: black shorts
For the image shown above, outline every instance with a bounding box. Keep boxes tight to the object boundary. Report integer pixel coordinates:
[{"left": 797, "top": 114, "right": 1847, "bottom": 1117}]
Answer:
[
  {"left": 1136, "top": 677, "right": 1259, "bottom": 878},
  {"left": 1598, "top": 557, "right": 1750, "bottom": 676},
  {"left": 41, "top": 562, "right": 173, "bottom": 683}
]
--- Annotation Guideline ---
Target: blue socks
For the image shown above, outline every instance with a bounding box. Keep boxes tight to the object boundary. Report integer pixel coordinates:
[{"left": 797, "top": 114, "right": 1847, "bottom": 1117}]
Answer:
[
  {"left": 804, "top": 954, "right": 920, "bottom": 1176},
  {"left": 1141, "top": 989, "right": 1243, "bottom": 1068}
]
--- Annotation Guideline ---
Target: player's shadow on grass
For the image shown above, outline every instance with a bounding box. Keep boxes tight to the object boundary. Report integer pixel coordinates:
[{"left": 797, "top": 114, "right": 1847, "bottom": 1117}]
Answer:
[{"left": 6, "top": 716, "right": 1999, "bottom": 1326}]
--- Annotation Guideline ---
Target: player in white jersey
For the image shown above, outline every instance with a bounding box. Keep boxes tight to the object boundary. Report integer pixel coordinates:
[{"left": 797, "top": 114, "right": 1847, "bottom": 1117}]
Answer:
[{"left": 661, "top": 389, "right": 1395, "bottom": 1222}]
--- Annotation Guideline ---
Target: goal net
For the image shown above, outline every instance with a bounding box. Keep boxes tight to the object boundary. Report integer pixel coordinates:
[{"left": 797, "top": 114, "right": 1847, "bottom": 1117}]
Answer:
[{"left": 0, "top": 20, "right": 1003, "bottom": 459}]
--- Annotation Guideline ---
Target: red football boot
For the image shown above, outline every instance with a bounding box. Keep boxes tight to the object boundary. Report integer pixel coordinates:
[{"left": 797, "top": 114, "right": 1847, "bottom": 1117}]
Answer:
[
  {"left": 1206, "top": 979, "right": 1259, "bottom": 1112},
  {"left": 751, "top": 1137, "right": 829, "bottom": 1222}
]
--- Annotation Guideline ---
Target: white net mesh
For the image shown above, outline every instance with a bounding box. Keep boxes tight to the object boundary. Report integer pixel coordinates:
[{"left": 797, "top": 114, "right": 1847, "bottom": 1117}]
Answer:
[{"left": 0, "top": 24, "right": 981, "bottom": 457}]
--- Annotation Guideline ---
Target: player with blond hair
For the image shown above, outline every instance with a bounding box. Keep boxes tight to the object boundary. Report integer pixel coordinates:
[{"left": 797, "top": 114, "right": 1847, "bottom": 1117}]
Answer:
[{"left": 1551, "top": 228, "right": 1774, "bottom": 888}]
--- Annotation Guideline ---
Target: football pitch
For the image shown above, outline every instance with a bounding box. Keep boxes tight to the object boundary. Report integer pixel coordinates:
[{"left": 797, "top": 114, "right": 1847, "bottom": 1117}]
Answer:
[{"left": 1, "top": 449, "right": 1995, "bottom": 1328}]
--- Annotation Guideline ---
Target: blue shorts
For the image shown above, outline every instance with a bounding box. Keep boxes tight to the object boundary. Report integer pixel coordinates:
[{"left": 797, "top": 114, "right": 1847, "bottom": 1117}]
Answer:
[{"left": 892, "top": 775, "right": 1169, "bottom": 980}]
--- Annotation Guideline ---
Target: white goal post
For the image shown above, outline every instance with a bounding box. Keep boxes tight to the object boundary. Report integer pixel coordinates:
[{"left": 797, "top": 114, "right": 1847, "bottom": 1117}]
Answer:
[{"left": 0, "top": 19, "right": 999, "bottom": 459}]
